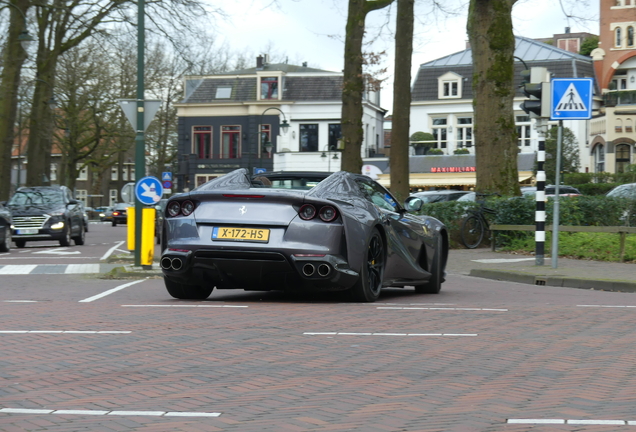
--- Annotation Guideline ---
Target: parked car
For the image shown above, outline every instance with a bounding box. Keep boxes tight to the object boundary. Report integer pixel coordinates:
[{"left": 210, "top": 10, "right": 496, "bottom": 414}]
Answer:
[
  {"left": 99, "top": 207, "right": 114, "bottom": 222},
  {"left": 155, "top": 198, "right": 168, "bottom": 245},
  {"left": 111, "top": 203, "right": 130, "bottom": 226},
  {"left": 607, "top": 183, "right": 636, "bottom": 199},
  {"left": 521, "top": 185, "right": 581, "bottom": 198},
  {"left": 409, "top": 190, "right": 471, "bottom": 203},
  {"left": 7, "top": 185, "right": 85, "bottom": 248},
  {"left": 0, "top": 201, "right": 12, "bottom": 252},
  {"left": 160, "top": 168, "right": 449, "bottom": 302}
]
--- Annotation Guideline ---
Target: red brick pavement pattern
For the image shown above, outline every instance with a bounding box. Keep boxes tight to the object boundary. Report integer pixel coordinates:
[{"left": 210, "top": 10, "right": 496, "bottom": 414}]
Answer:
[{"left": 2, "top": 277, "right": 636, "bottom": 431}]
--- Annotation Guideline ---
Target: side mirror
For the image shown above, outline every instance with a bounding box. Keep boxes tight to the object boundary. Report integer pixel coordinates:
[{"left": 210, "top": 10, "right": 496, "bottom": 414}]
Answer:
[
  {"left": 68, "top": 199, "right": 79, "bottom": 205},
  {"left": 404, "top": 196, "right": 423, "bottom": 212}
]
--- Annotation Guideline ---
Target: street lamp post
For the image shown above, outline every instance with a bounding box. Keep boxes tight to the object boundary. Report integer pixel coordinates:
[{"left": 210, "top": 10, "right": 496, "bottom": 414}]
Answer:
[
  {"left": 320, "top": 145, "right": 339, "bottom": 173},
  {"left": 258, "top": 107, "right": 289, "bottom": 173}
]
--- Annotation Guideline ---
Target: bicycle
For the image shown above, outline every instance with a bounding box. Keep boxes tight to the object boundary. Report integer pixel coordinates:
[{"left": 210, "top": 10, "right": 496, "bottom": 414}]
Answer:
[{"left": 460, "top": 193, "right": 498, "bottom": 249}]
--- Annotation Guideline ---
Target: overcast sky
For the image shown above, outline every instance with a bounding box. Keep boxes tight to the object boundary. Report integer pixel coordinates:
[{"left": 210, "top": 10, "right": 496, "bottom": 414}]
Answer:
[{"left": 212, "top": 0, "right": 600, "bottom": 114}]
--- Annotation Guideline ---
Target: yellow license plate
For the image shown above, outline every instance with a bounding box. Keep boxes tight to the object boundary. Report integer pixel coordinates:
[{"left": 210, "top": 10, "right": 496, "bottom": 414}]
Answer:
[{"left": 212, "top": 227, "right": 270, "bottom": 242}]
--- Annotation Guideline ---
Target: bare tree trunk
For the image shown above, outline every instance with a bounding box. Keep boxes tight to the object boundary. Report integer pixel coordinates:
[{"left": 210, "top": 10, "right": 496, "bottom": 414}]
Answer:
[
  {"left": 341, "top": 0, "right": 394, "bottom": 174},
  {"left": 0, "top": 0, "right": 31, "bottom": 200},
  {"left": 467, "top": 0, "right": 520, "bottom": 196},
  {"left": 389, "top": 0, "right": 414, "bottom": 202}
]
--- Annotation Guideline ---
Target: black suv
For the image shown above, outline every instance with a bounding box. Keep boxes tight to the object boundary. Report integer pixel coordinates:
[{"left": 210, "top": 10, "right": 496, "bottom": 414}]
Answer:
[{"left": 7, "top": 186, "right": 86, "bottom": 248}]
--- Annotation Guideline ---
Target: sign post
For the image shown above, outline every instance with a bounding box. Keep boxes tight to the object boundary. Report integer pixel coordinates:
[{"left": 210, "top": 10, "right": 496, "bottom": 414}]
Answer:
[{"left": 549, "top": 78, "right": 594, "bottom": 269}]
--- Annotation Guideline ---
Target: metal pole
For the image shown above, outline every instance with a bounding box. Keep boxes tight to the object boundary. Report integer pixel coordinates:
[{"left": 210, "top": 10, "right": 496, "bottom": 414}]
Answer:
[
  {"left": 535, "top": 120, "right": 547, "bottom": 266},
  {"left": 551, "top": 121, "right": 563, "bottom": 269},
  {"left": 16, "top": 100, "right": 22, "bottom": 190},
  {"left": 134, "top": 0, "right": 145, "bottom": 267}
]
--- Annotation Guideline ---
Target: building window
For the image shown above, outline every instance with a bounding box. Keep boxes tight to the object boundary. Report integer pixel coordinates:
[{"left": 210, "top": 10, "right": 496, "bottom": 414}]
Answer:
[
  {"left": 193, "top": 126, "right": 212, "bottom": 159},
  {"left": 594, "top": 144, "right": 605, "bottom": 172},
  {"left": 431, "top": 118, "right": 447, "bottom": 149},
  {"left": 443, "top": 81, "right": 458, "bottom": 97},
  {"left": 616, "top": 119, "right": 623, "bottom": 133},
  {"left": 215, "top": 87, "right": 232, "bottom": 99},
  {"left": 629, "top": 26, "right": 635, "bottom": 46},
  {"left": 299, "top": 124, "right": 319, "bottom": 152},
  {"left": 129, "top": 166, "right": 135, "bottom": 181},
  {"left": 220, "top": 126, "right": 241, "bottom": 159},
  {"left": 196, "top": 174, "right": 217, "bottom": 188},
  {"left": 111, "top": 166, "right": 118, "bottom": 181},
  {"left": 456, "top": 117, "right": 473, "bottom": 148},
  {"left": 50, "top": 164, "right": 57, "bottom": 182},
  {"left": 260, "top": 124, "right": 271, "bottom": 158},
  {"left": 109, "top": 189, "right": 117, "bottom": 206},
  {"left": 260, "top": 77, "right": 278, "bottom": 100},
  {"left": 328, "top": 124, "right": 341, "bottom": 150},
  {"left": 617, "top": 27, "right": 622, "bottom": 47},
  {"left": 616, "top": 144, "right": 632, "bottom": 173},
  {"left": 516, "top": 115, "right": 531, "bottom": 147},
  {"left": 77, "top": 164, "right": 88, "bottom": 180},
  {"left": 626, "top": 119, "right": 633, "bottom": 133},
  {"left": 557, "top": 38, "right": 580, "bottom": 53},
  {"left": 76, "top": 189, "right": 87, "bottom": 205}
]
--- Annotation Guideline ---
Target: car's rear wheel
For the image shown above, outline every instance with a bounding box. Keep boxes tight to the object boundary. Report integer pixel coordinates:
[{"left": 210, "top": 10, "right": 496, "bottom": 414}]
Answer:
[
  {"left": 59, "top": 224, "right": 71, "bottom": 247},
  {"left": 350, "top": 228, "right": 385, "bottom": 302},
  {"left": 73, "top": 223, "right": 86, "bottom": 245},
  {"left": 0, "top": 226, "right": 11, "bottom": 252},
  {"left": 415, "top": 236, "right": 443, "bottom": 294},
  {"left": 15, "top": 239, "right": 26, "bottom": 248},
  {"left": 112, "top": 220, "right": 117, "bottom": 227},
  {"left": 164, "top": 277, "right": 213, "bottom": 300}
]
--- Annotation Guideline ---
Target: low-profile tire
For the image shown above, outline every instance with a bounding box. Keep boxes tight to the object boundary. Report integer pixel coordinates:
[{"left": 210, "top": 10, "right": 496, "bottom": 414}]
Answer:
[
  {"left": 460, "top": 215, "right": 484, "bottom": 249},
  {"left": 15, "top": 239, "right": 26, "bottom": 248},
  {"left": 415, "top": 236, "right": 443, "bottom": 294},
  {"left": 112, "top": 220, "right": 117, "bottom": 227},
  {"left": 73, "top": 223, "right": 86, "bottom": 245},
  {"left": 0, "top": 226, "right": 11, "bottom": 252},
  {"left": 350, "top": 228, "right": 385, "bottom": 303},
  {"left": 164, "top": 277, "right": 213, "bottom": 300},
  {"left": 59, "top": 224, "right": 71, "bottom": 247}
]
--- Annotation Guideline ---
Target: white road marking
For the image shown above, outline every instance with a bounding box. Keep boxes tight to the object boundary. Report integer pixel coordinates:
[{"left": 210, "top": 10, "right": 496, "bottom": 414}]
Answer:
[
  {"left": 100, "top": 240, "right": 126, "bottom": 261},
  {"left": 304, "top": 332, "right": 477, "bottom": 337},
  {"left": 0, "top": 331, "right": 130, "bottom": 334},
  {"left": 0, "top": 265, "right": 37, "bottom": 274},
  {"left": 0, "top": 407, "right": 221, "bottom": 417},
  {"left": 79, "top": 279, "right": 148, "bottom": 303},
  {"left": 377, "top": 307, "right": 507, "bottom": 311},
  {"left": 508, "top": 419, "right": 627, "bottom": 425},
  {"left": 122, "top": 304, "right": 248, "bottom": 308},
  {"left": 33, "top": 248, "right": 80, "bottom": 255},
  {"left": 578, "top": 305, "right": 636, "bottom": 308},
  {"left": 65, "top": 264, "right": 100, "bottom": 274},
  {"left": 372, "top": 302, "right": 456, "bottom": 306},
  {"left": 3, "top": 300, "right": 37, "bottom": 303},
  {"left": 472, "top": 258, "right": 535, "bottom": 263}
]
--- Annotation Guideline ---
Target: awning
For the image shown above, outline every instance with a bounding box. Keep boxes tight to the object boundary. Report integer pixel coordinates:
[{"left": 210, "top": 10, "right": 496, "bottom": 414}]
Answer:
[{"left": 377, "top": 171, "right": 534, "bottom": 188}]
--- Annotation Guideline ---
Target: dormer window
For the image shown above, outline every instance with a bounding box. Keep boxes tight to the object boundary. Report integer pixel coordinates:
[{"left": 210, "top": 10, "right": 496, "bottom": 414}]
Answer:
[
  {"left": 215, "top": 86, "right": 232, "bottom": 99},
  {"left": 438, "top": 72, "right": 463, "bottom": 99},
  {"left": 261, "top": 77, "right": 278, "bottom": 100}
]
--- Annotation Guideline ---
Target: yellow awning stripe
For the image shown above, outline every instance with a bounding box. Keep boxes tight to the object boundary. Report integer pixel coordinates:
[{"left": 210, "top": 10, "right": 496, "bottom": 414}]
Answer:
[{"left": 377, "top": 171, "right": 534, "bottom": 188}]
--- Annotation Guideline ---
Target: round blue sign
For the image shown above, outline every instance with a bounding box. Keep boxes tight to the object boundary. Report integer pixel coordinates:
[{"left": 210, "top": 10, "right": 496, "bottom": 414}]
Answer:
[{"left": 135, "top": 176, "right": 163, "bottom": 205}]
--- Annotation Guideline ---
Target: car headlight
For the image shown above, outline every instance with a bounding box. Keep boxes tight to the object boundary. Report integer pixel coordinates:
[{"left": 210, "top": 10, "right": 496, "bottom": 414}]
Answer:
[{"left": 51, "top": 221, "right": 65, "bottom": 229}]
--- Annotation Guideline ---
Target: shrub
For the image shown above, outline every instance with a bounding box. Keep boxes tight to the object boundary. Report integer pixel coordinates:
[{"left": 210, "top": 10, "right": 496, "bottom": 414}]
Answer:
[
  {"left": 453, "top": 148, "right": 470, "bottom": 155},
  {"left": 427, "top": 148, "right": 444, "bottom": 155}
]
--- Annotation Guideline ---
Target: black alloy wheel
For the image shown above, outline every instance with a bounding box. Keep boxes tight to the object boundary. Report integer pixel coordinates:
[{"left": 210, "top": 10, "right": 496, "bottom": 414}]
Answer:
[
  {"left": 0, "top": 226, "right": 10, "bottom": 252},
  {"left": 59, "top": 224, "right": 71, "bottom": 247},
  {"left": 351, "top": 228, "right": 385, "bottom": 302},
  {"left": 73, "top": 223, "right": 86, "bottom": 245}
]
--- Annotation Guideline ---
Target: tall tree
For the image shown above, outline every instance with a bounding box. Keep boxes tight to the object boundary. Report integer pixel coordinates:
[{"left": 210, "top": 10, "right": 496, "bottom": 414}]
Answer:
[
  {"left": 0, "top": 0, "right": 32, "bottom": 201},
  {"left": 542, "top": 126, "right": 580, "bottom": 184},
  {"left": 340, "top": 0, "right": 394, "bottom": 174},
  {"left": 467, "top": 0, "right": 520, "bottom": 196},
  {"left": 389, "top": 0, "right": 414, "bottom": 203}
]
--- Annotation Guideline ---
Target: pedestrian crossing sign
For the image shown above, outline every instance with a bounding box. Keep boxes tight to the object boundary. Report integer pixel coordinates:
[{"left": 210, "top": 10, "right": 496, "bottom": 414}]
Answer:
[{"left": 551, "top": 78, "right": 594, "bottom": 120}]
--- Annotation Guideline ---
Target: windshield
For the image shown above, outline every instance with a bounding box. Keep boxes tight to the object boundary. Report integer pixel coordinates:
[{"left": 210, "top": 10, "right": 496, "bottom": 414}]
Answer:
[{"left": 8, "top": 189, "right": 64, "bottom": 207}]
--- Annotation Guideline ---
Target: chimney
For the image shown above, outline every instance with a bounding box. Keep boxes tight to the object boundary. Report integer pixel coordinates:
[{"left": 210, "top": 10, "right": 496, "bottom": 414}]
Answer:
[
  {"left": 565, "top": 26, "right": 570, "bottom": 34},
  {"left": 257, "top": 55, "right": 264, "bottom": 69},
  {"left": 302, "top": 62, "right": 307, "bottom": 67}
]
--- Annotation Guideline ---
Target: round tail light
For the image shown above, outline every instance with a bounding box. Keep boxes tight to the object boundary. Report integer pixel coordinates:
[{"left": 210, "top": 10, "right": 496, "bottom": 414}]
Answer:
[
  {"left": 181, "top": 200, "right": 195, "bottom": 216},
  {"left": 167, "top": 201, "right": 181, "bottom": 217},
  {"left": 319, "top": 205, "right": 337, "bottom": 222},
  {"left": 299, "top": 204, "right": 316, "bottom": 220}
]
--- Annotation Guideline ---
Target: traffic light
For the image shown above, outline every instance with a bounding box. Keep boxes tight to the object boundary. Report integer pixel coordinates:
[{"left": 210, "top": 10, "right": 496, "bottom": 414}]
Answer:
[{"left": 520, "top": 67, "right": 550, "bottom": 118}]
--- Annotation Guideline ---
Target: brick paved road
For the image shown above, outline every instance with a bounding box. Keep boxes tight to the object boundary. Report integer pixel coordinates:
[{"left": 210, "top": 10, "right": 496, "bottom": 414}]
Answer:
[{"left": 2, "top": 272, "right": 636, "bottom": 431}]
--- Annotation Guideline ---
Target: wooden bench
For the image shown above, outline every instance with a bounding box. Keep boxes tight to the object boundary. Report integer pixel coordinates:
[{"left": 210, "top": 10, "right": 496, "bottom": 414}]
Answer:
[{"left": 489, "top": 224, "right": 636, "bottom": 262}]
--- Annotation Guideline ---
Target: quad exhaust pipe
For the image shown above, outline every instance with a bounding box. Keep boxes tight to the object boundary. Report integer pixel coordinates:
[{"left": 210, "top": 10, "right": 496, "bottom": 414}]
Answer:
[
  {"left": 317, "top": 264, "right": 331, "bottom": 277},
  {"left": 302, "top": 263, "right": 315, "bottom": 277},
  {"left": 161, "top": 257, "right": 183, "bottom": 271},
  {"left": 302, "top": 263, "right": 332, "bottom": 278}
]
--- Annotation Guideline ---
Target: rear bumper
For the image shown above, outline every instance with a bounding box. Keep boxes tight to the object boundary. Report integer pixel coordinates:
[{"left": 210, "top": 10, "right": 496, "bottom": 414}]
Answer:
[{"left": 161, "top": 249, "right": 359, "bottom": 291}]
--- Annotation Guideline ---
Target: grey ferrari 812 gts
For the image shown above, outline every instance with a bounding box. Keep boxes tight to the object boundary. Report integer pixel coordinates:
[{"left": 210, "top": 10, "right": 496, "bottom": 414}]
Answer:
[{"left": 160, "top": 169, "right": 448, "bottom": 302}]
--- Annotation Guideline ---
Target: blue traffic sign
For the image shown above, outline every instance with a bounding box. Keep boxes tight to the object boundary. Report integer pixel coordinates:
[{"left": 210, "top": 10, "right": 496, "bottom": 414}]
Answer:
[
  {"left": 253, "top": 167, "right": 267, "bottom": 174},
  {"left": 162, "top": 172, "right": 172, "bottom": 181},
  {"left": 135, "top": 176, "right": 163, "bottom": 205},
  {"left": 162, "top": 180, "right": 172, "bottom": 189},
  {"left": 551, "top": 78, "right": 594, "bottom": 120}
]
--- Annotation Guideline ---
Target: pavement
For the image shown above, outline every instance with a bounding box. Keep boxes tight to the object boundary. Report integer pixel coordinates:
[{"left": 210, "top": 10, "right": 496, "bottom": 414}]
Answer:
[{"left": 111, "top": 247, "right": 636, "bottom": 292}]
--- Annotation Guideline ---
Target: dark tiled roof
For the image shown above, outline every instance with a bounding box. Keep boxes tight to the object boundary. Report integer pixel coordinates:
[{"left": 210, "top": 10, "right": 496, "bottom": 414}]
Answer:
[
  {"left": 183, "top": 75, "right": 344, "bottom": 104},
  {"left": 412, "top": 35, "right": 597, "bottom": 102}
]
